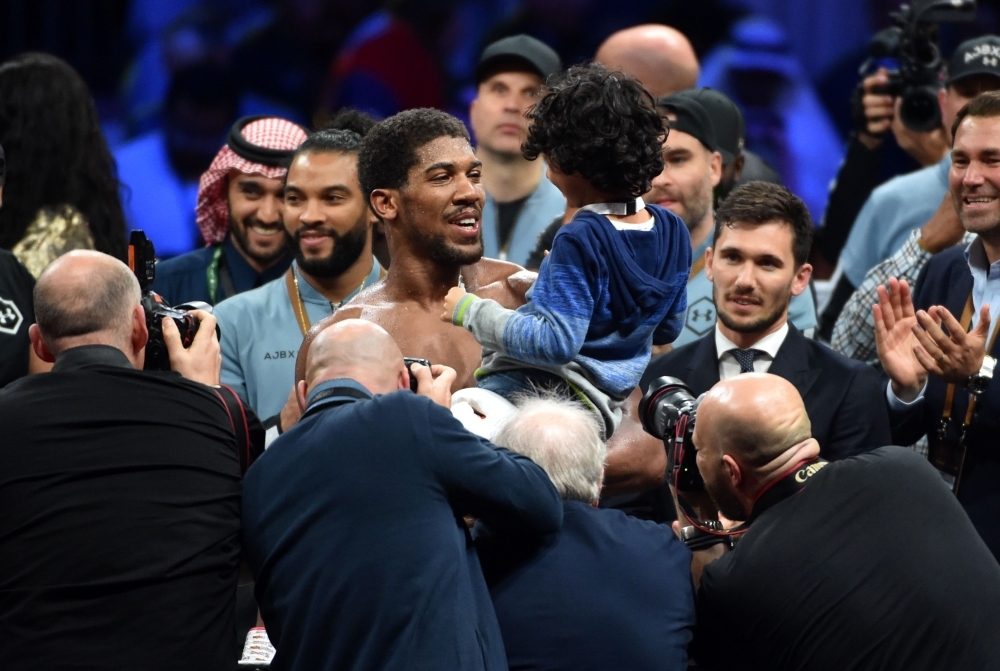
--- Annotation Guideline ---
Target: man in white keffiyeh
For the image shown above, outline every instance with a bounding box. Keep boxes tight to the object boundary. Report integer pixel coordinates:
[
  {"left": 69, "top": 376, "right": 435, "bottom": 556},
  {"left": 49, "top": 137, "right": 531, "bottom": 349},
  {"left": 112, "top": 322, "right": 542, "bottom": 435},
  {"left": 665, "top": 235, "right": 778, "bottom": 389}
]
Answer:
[{"left": 149, "top": 116, "right": 308, "bottom": 307}]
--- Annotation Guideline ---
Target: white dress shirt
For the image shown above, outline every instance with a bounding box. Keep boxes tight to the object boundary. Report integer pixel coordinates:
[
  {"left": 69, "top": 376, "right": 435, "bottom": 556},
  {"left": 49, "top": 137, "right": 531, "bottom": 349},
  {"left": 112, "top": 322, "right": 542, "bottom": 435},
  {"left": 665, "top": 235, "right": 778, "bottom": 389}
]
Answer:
[{"left": 715, "top": 322, "right": 790, "bottom": 379}]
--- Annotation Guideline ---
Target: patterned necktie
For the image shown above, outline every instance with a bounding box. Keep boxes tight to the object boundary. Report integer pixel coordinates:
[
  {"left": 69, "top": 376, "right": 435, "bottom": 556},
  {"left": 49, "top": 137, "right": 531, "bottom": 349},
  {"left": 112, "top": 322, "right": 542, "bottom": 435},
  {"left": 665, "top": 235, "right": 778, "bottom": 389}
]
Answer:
[{"left": 732, "top": 348, "right": 761, "bottom": 374}]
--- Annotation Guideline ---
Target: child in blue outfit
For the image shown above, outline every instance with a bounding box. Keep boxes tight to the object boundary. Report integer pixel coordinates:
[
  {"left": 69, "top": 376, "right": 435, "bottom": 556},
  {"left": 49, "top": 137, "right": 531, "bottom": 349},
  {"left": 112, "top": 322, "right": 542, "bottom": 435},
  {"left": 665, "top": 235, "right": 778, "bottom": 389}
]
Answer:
[{"left": 442, "top": 63, "right": 691, "bottom": 437}]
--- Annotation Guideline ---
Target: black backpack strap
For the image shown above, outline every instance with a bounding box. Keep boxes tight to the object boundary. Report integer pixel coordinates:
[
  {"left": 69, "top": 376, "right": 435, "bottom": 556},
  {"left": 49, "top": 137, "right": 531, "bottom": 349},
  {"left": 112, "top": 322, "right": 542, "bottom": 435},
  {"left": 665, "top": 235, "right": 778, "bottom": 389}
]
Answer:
[{"left": 212, "top": 384, "right": 264, "bottom": 474}]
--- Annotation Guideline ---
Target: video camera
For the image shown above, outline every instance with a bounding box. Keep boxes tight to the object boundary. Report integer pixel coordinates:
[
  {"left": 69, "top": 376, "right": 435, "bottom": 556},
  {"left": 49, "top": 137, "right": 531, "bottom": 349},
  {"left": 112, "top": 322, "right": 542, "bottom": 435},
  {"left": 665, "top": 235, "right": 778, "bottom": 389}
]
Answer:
[
  {"left": 862, "top": 0, "right": 976, "bottom": 132},
  {"left": 128, "top": 230, "right": 215, "bottom": 371},
  {"left": 640, "top": 377, "right": 746, "bottom": 549}
]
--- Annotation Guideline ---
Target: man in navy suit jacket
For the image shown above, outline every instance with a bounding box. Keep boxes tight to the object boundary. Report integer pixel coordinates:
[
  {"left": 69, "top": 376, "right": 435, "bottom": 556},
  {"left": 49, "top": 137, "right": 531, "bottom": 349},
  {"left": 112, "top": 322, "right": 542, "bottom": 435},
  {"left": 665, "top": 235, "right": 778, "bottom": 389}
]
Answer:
[
  {"left": 475, "top": 397, "right": 695, "bottom": 671},
  {"left": 878, "top": 248, "right": 1000, "bottom": 560},
  {"left": 620, "top": 182, "right": 890, "bottom": 521},
  {"left": 874, "top": 92, "right": 1000, "bottom": 559},
  {"left": 241, "top": 319, "right": 563, "bottom": 671}
]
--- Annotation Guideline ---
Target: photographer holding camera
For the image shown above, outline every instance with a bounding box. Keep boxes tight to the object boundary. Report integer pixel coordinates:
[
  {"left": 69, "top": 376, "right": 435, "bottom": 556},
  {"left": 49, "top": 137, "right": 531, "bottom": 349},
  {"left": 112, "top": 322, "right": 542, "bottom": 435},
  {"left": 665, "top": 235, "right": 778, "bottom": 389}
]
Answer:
[
  {"left": 683, "top": 374, "right": 1000, "bottom": 671},
  {"left": 242, "top": 318, "right": 562, "bottom": 671},
  {"left": 823, "top": 33, "right": 1000, "bottom": 333},
  {"left": 0, "top": 250, "right": 261, "bottom": 669}
]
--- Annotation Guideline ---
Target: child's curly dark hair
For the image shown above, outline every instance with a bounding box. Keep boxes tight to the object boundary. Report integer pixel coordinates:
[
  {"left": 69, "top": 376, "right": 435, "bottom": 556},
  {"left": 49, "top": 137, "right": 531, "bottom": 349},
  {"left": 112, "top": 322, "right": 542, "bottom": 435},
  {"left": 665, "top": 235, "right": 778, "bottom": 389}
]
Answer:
[{"left": 522, "top": 63, "right": 666, "bottom": 199}]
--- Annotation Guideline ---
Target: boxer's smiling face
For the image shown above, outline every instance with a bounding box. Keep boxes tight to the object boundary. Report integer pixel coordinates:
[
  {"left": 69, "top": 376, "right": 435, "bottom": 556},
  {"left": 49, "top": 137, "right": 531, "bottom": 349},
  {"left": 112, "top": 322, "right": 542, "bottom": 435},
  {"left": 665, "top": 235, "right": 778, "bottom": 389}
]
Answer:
[{"left": 397, "top": 136, "right": 486, "bottom": 266}]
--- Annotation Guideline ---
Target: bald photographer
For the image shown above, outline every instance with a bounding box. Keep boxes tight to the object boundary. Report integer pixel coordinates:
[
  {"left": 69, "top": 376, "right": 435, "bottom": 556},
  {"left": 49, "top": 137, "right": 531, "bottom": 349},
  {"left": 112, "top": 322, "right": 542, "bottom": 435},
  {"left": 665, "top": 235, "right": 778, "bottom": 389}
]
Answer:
[
  {"left": 0, "top": 250, "right": 261, "bottom": 669},
  {"left": 669, "top": 374, "right": 1000, "bottom": 671}
]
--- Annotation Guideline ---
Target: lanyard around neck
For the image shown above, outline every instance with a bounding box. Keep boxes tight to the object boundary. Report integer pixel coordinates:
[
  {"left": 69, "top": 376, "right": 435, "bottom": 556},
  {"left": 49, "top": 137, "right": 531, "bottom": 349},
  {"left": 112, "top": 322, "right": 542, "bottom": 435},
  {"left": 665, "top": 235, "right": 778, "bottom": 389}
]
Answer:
[{"left": 284, "top": 263, "right": 381, "bottom": 337}]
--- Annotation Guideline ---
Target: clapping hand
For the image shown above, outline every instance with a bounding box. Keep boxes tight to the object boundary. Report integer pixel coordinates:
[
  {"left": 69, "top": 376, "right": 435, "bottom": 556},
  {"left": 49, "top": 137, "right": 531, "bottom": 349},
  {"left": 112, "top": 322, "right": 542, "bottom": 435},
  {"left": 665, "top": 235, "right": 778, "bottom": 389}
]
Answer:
[
  {"left": 911, "top": 303, "right": 991, "bottom": 385},
  {"left": 873, "top": 278, "right": 927, "bottom": 402}
]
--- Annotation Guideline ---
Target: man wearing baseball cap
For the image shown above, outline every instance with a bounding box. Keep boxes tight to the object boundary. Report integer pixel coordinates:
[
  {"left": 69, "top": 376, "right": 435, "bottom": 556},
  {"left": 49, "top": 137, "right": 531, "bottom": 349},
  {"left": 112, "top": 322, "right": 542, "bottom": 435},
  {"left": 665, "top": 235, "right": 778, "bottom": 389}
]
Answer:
[
  {"left": 644, "top": 91, "right": 817, "bottom": 350},
  {"left": 831, "top": 36, "right": 1000, "bottom": 362},
  {"left": 678, "top": 87, "right": 781, "bottom": 200},
  {"left": 838, "top": 36, "right": 1000, "bottom": 295},
  {"left": 150, "top": 116, "right": 308, "bottom": 306},
  {"left": 470, "top": 34, "right": 566, "bottom": 266}
]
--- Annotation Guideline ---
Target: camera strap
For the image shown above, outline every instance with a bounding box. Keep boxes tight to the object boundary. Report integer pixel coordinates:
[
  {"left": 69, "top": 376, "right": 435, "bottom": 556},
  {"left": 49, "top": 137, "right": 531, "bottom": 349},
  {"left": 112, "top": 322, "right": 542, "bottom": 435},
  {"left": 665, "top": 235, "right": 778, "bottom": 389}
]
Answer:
[
  {"left": 747, "top": 458, "right": 829, "bottom": 524},
  {"left": 301, "top": 378, "right": 373, "bottom": 420},
  {"left": 931, "top": 293, "right": 999, "bottom": 493},
  {"left": 211, "top": 383, "right": 254, "bottom": 474}
]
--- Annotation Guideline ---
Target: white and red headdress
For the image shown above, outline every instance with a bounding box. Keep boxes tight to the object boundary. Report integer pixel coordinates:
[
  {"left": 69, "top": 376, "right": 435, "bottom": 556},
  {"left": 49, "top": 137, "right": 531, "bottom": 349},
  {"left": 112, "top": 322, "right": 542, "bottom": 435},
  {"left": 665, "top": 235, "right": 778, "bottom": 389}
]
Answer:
[{"left": 195, "top": 116, "right": 308, "bottom": 245}]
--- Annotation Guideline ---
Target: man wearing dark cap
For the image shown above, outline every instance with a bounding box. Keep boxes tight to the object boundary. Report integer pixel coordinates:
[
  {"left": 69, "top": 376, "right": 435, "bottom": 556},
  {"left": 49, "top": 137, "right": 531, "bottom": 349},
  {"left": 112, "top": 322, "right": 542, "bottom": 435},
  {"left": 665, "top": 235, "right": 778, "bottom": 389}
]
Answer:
[
  {"left": 645, "top": 92, "right": 817, "bottom": 349},
  {"left": 839, "top": 36, "right": 1000, "bottom": 294},
  {"left": 470, "top": 34, "right": 566, "bottom": 266},
  {"left": 150, "top": 116, "right": 308, "bottom": 306},
  {"left": 679, "top": 87, "right": 780, "bottom": 200}
]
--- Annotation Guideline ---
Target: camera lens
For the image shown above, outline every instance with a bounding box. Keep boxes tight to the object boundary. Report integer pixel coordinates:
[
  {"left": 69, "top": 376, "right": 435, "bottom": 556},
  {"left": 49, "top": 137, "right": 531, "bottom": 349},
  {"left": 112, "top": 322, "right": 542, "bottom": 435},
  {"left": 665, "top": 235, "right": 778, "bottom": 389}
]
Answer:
[
  {"left": 900, "top": 86, "right": 942, "bottom": 132},
  {"left": 639, "top": 377, "right": 697, "bottom": 439}
]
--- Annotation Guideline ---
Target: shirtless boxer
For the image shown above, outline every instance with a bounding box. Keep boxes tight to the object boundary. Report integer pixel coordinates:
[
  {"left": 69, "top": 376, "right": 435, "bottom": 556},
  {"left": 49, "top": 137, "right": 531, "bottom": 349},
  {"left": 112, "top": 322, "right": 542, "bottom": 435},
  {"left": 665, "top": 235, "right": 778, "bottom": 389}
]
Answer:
[{"left": 295, "top": 108, "right": 666, "bottom": 495}]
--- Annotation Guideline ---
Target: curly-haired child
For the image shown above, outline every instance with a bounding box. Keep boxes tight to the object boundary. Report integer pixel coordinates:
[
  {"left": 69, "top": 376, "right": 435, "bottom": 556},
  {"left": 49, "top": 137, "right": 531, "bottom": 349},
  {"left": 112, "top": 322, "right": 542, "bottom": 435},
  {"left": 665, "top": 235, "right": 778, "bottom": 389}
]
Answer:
[{"left": 442, "top": 62, "right": 691, "bottom": 437}]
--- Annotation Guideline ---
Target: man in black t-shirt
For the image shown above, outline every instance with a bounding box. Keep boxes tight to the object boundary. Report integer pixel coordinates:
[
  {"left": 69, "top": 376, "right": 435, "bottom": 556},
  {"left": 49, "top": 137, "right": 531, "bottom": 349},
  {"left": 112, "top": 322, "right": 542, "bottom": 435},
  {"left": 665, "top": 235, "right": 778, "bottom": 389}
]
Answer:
[
  {"left": 687, "top": 374, "right": 1000, "bottom": 671},
  {"left": 0, "top": 249, "right": 33, "bottom": 387},
  {"left": 0, "top": 250, "right": 253, "bottom": 669},
  {"left": 0, "top": 141, "right": 35, "bottom": 388}
]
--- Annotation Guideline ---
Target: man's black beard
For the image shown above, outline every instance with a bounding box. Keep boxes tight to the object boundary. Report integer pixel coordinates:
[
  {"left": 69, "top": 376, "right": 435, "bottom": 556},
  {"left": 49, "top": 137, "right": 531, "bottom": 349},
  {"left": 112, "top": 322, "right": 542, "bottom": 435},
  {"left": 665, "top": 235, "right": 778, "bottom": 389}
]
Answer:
[
  {"left": 716, "top": 291, "right": 790, "bottom": 335},
  {"left": 295, "top": 215, "right": 369, "bottom": 279},
  {"left": 229, "top": 214, "right": 291, "bottom": 269},
  {"left": 401, "top": 200, "right": 484, "bottom": 267},
  {"left": 420, "top": 231, "right": 484, "bottom": 267}
]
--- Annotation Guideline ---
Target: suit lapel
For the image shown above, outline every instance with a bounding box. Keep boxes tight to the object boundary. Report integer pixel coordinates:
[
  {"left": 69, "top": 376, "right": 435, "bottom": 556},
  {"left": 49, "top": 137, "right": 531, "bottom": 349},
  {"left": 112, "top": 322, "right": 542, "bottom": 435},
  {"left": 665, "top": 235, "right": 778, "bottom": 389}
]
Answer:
[
  {"left": 684, "top": 334, "right": 722, "bottom": 394},
  {"left": 767, "top": 326, "right": 821, "bottom": 399}
]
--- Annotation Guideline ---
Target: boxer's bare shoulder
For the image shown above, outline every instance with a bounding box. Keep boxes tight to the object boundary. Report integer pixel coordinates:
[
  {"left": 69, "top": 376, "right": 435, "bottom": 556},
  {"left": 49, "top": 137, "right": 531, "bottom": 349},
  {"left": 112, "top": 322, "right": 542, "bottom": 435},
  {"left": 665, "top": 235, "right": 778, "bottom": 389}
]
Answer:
[{"left": 461, "top": 258, "right": 535, "bottom": 307}]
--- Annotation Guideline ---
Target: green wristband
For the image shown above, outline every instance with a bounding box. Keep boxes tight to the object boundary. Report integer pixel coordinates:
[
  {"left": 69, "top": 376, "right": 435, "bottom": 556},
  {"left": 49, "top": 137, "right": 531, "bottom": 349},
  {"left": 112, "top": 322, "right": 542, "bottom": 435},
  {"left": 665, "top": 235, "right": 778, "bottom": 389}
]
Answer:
[{"left": 453, "top": 294, "right": 479, "bottom": 327}]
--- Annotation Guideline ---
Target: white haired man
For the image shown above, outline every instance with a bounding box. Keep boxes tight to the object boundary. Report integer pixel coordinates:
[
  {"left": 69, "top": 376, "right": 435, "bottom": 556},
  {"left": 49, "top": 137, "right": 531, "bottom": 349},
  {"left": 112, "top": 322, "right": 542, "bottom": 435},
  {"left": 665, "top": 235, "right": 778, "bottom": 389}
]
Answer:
[{"left": 474, "top": 397, "right": 696, "bottom": 671}]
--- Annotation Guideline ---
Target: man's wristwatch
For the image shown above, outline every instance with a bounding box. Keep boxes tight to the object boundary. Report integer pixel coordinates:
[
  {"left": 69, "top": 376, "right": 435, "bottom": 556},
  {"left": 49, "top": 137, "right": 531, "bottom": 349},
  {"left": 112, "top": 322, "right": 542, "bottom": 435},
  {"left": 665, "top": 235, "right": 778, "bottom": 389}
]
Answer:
[{"left": 966, "top": 355, "right": 996, "bottom": 396}]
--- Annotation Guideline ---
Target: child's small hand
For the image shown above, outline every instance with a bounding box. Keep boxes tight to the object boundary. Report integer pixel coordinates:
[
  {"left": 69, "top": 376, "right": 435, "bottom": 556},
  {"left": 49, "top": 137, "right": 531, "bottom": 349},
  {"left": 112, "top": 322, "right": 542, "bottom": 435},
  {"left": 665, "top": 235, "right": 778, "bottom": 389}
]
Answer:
[{"left": 441, "top": 286, "right": 467, "bottom": 323}]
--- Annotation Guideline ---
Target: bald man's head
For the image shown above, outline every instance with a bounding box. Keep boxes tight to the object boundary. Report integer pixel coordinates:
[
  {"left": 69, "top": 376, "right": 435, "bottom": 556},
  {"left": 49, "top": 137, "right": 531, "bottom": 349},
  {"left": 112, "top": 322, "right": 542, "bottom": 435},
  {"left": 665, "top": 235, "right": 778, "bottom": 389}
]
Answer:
[
  {"left": 691, "top": 374, "right": 817, "bottom": 521},
  {"left": 301, "top": 319, "right": 407, "bottom": 399},
  {"left": 595, "top": 24, "right": 699, "bottom": 98},
  {"left": 33, "top": 250, "right": 141, "bottom": 354},
  {"left": 696, "top": 374, "right": 812, "bottom": 469}
]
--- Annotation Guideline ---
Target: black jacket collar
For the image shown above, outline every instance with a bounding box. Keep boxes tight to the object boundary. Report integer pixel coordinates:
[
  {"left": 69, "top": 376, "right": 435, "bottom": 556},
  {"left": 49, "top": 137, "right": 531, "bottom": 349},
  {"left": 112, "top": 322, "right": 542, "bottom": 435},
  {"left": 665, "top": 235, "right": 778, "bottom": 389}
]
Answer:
[
  {"left": 51, "top": 345, "right": 135, "bottom": 373},
  {"left": 682, "top": 324, "right": 821, "bottom": 399}
]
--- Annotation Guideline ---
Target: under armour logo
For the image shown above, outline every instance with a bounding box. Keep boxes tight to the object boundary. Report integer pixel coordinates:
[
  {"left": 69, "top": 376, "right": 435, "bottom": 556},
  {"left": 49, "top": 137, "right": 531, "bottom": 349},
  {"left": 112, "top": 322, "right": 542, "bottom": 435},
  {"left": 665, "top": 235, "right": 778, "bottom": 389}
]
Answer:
[
  {"left": 685, "top": 297, "right": 716, "bottom": 337},
  {"left": 0, "top": 297, "right": 23, "bottom": 335}
]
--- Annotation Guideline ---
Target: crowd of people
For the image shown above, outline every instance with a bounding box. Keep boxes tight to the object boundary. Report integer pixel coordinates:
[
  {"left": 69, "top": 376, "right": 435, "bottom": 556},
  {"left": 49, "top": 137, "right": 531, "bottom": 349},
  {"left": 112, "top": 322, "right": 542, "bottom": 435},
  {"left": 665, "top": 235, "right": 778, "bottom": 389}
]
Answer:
[{"left": 1, "top": 12, "right": 1000, "bottom": 671}]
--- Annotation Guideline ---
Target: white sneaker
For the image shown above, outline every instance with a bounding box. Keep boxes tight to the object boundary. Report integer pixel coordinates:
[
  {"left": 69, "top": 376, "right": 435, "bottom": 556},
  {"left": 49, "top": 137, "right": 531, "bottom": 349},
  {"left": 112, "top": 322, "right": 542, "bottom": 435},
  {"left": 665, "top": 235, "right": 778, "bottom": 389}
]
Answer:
[{"left": 239, "top": 627, "right": 275, "bottom": 667}]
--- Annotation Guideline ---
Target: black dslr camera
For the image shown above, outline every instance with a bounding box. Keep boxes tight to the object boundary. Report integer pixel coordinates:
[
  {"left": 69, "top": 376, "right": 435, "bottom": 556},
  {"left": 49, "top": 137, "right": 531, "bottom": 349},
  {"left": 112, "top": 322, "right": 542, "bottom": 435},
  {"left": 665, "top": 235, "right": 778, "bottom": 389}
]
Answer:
[
  {"left": 639, "top": 377, "right": 703, "bottom": 492},
  {"left": 862, "top": 0, "right": 976, "bottom": 132},
  {"left": 640, "top": 377, "right": 745, "bottom": 549},
  {"left": 404, "top": 357, "right": 432, "bottom": 392},
  {"left": 128, "top": 231, "right": 213, "bottom": 370}
]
